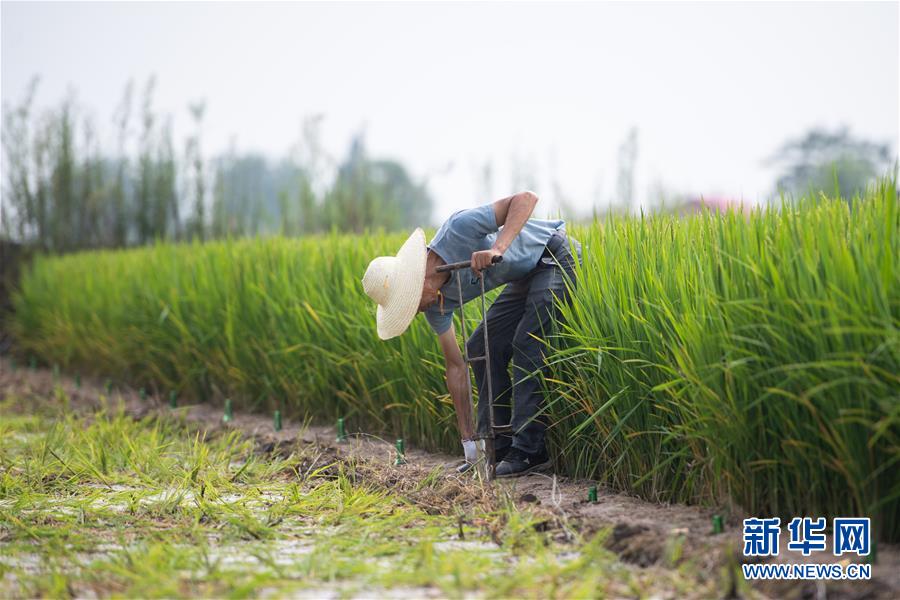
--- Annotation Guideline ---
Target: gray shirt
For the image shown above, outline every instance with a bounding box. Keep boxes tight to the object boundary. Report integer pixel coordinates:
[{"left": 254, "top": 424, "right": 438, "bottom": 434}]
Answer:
[{"left": 424, "top": 203, "right": 565, "bottom": 335}]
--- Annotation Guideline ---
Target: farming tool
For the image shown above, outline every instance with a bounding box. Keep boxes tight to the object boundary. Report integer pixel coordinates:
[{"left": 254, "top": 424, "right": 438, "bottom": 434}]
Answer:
[{"left": 435, "top": 254, "right": 507, "bottom": 481}]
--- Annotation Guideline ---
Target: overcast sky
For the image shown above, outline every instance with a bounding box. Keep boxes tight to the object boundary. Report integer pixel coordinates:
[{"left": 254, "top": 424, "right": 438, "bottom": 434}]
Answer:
[{"left": 2, "top": 1, "right": 898, "bottom": 223}]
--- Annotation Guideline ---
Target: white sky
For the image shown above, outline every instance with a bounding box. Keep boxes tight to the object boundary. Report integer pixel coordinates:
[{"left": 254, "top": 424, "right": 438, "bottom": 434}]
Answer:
[{"left": 2, "top": 1, "right": 898, "bottom": 224}]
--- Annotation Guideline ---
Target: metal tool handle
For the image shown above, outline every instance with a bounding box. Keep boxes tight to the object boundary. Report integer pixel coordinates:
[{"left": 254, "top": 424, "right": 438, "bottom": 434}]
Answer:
[{"left": 435, "top": 255, "right": 503, "bottom": 273}]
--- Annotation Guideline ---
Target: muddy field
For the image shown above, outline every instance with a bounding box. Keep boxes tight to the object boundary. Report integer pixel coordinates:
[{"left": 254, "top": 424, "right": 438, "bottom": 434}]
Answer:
[{"left": 1, "top": 358, "right": 897, "bottom": 599}]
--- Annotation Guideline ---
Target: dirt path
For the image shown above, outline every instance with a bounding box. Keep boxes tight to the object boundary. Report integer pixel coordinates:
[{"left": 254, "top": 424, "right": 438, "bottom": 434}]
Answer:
[{"left": 3, "top": 357, "right": 897, "bottom": 599}]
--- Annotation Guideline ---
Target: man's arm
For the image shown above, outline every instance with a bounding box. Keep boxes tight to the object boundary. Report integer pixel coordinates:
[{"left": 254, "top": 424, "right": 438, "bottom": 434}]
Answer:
[
  {"left": 438, "top": 324, "right": 476, "bottom": 441},
  {"left": 470, "top": 190, "right": 539, "bottom": 272}
]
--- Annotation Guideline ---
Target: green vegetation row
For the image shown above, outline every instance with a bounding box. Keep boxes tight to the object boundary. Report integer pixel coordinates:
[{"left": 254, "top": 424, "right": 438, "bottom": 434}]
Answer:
[{"left": 11, "top": 180, "right": 899, "bottom": 541}]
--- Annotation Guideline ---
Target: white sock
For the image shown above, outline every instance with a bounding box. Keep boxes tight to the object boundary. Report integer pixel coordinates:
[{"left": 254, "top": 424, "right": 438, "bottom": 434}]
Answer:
[{"left": 462, "top": 439, "right": 477, "bottom": 463}]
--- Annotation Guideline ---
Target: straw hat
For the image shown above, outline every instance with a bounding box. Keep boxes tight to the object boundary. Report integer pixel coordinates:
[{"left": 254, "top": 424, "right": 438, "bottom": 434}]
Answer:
[{"left": 361, "top": 228, "right": 427, "bottom": 340}]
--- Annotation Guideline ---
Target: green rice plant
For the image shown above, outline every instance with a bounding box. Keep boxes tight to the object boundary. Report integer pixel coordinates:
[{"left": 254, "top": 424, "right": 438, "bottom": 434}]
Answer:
[
  {"left": 11, "top": 231, "right": 465, "bottom": 449},
  {"left": 11, "top": 179, "right": 899, "bottom": 540},
  {"left": 546, "top": 178, "right": 899, "bottom": 540}
]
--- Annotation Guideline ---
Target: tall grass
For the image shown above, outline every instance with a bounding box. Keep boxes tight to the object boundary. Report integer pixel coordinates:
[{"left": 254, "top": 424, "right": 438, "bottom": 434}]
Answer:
[{"left": 11, "top": 181, "right": 899, "bottom": 540}]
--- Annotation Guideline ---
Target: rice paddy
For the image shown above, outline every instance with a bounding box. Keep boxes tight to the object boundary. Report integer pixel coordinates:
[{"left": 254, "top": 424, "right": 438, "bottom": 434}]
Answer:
[
  {"left": 10, "top": 180, "right": 897, "bottom": 545},
  {"left": 3, "top": 179, "right": 898, "bottom": 598}
]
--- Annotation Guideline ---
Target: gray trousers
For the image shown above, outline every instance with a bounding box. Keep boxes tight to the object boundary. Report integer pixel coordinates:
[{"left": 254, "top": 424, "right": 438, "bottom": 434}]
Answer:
[{"left": 466, "top": 231, "right": 581, "bottom": 455}]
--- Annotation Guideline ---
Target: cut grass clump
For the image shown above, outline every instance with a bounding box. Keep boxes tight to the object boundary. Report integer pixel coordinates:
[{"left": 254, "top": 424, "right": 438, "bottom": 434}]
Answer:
[
  {"left": 0, "top": 396, "right": 724, "bottom": 599},
  {"left": 10, "top": 178, "right": 899, "bottom": 541}
]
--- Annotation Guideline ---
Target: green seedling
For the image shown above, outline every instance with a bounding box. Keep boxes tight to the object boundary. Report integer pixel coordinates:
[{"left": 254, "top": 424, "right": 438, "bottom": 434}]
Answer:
[
  {"left": 336, "top": 417, "right": 347, "bottom": 442},
  {"left": 223, "top": 398, "right": 233, "bottom": 423},
  {"left": 168, "top": 390, "right": 177, "bottom": 408},
  {"left": 274, "top": 410, "right": 282, "bottom": 432},
  {"left": 104, "top": 379, "right": 112, "bottom": 393},
  {"left": 139, "top": 387, "right": 146, "bottom": 401}
]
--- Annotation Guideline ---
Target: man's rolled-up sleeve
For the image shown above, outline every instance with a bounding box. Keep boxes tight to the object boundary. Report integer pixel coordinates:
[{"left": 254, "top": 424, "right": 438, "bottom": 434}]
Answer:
[
  {"left": 449, "top": 204, "right": 499, "bottom": 239},
  {"left": 424, "top": 307, "right": 453, "bottom": 335}
]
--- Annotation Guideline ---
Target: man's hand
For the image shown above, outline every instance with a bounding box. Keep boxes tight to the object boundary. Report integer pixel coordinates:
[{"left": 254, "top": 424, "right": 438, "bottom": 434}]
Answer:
[{"left": 471, "top": 248, "right": 503, "bottom": 275}]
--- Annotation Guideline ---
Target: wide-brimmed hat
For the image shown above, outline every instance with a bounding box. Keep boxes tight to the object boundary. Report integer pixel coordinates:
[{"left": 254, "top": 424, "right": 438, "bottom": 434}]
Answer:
[{"left": 361, "top": 228, "right": 427, "bottom": 340}]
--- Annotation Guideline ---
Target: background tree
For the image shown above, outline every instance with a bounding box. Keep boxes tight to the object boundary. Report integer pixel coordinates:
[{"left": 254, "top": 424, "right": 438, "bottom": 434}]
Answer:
[
  {"left": 78, "top": 115, "right": 105, "bottom": 248},
  {"left": 154, "top": 116, "right": 178, "bottom": 241},
  {"left": 50, "top": 94, "right": 76, "bottom": 252},
  {"left": 111, "top": 80, "right": 133, "bottom": 247},
  {"left": 2, "top": 78, "right": 435, "bottom": 251},
  {"left": 325, "top": 133, "right": 432, "bottom": 233},
  {"left": 1, "top": 76, "right": 39, "bottom": 241},
  {"left": 290, "top": 115, "right": 327, "bottom": 234},
  {"left": 615, "top": 126, "right": 639, "bottom": 212},
  {"left": 473, "top": 160, "right": 493, "bottom": 205},
  {"left": 767, "top": 126, "right": 894, "bottom": 200},
  {"left": 509, "top": 151, "right": 538, "bottom": 197},
  {"left": 184, "top": 100, "right": 207, "bottom": 241},
  {"left": 135, "top": 77, "right": 156, "bottom": 244}
]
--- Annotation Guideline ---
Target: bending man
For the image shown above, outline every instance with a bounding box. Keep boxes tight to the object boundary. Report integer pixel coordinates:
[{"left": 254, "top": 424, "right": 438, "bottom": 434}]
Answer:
[{"left": 361, "top": 191, "right": 581, "bottom": 477}]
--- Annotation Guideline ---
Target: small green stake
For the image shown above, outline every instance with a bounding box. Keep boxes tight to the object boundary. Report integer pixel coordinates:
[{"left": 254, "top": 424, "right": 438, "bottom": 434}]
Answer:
[
  {"left": 169, "top": 391, "right": 177, "bottom": 408},
  {"left": 274, "top": 410, "right": 282, "bottom": 432},
  {"left": 336, "top": 417, "right": 347, "bottom": 442},
  {"left": 29, "top": 356, "right": 36, "bottom": 371},
  {"left": 139, "top": 388, "right": 146, "bottom": 401},
  {"left": 394, "top": 438, "right": 406, "bottom": 465},
  {"left": 588, "top": 485, "right": 598, "bottom": 503},
  {"left": 104, "top": 379, "right": 112, "bottom": 393},
  {"left": 75, "top": 374, "right": 81, "bottom": 389},
  {"left": 52, "top": 364, "right": 60, "bottom": 379},
  {"left": 223, "top": 398, "right": 233, "bottom": 423},
  {"left": 712, "top": 515, "right": 724, "bottom": 534}
]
